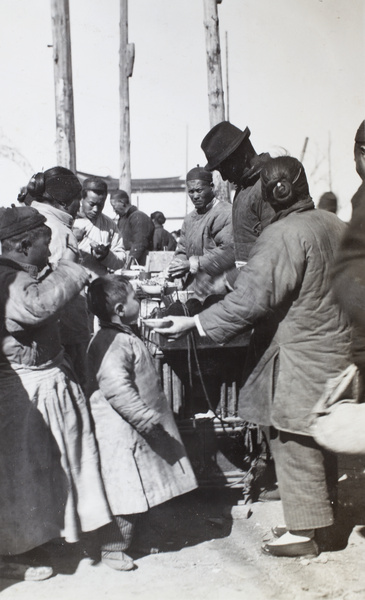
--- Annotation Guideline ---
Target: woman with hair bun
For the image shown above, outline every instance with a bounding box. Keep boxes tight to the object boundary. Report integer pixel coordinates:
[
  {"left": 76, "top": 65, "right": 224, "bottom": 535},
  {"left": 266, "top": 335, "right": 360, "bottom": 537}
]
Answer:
[
  {"left": 150, "top": 211, "right": 177, "bottom": 251},
  {"left": 26, "top": 166, "right": 90, "bottom": 388},
  {"left": 147, "top": 156, "right": 351, "bottom": 558}
]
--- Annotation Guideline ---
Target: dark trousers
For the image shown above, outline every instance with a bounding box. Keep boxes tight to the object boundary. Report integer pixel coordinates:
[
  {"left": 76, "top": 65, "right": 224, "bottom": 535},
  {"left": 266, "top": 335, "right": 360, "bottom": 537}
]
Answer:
[
  {"left": 270, "top": 428, "right": 337, "bottom": 531},
  {"left": 100, "top": 514, "right": 139, "bottom": 553}
]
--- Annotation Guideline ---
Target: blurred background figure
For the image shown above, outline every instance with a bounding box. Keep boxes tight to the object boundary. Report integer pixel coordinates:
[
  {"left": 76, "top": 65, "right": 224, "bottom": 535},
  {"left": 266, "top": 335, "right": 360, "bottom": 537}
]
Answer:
[
  {"left": 317, "top": 191, "right": 338, "bottom": 214},
  {"left": 150, "top": 211, "right": 176, "bottom": 251},
  {"left": 110, "top": 189, "right": 154, "bottom": 267}
]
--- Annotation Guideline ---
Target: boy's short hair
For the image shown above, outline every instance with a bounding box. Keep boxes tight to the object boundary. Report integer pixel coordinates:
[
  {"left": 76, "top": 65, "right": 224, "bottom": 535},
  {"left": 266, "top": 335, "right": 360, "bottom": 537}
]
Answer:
[{"left": 87, "top": 275, "right": 131, "bottom": 322}]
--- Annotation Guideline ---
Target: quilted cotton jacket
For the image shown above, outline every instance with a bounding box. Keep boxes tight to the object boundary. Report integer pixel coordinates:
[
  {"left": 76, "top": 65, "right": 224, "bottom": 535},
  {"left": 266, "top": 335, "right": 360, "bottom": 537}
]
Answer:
[
  {"left": 0, "top": 258, "right": 89, "bottom": 368},
  {"left": 87, "top": 323, "right": 197, "bottom": 514},
  {"left": 198, "top": 206, "right": 351, "bottom": 435}
]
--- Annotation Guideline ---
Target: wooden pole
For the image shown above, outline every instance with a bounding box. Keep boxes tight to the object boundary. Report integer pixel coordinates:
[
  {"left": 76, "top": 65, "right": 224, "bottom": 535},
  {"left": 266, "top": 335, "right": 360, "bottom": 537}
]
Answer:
[
  {"left": 300, "top": 137, "right": 309, "bottom": 162},
  {"left": 225, "top": 31, "right": 230, "bottom": 122},
  {"left": 50, "top": 0, "right": 76, "bottom": 171},
  {"left": 203, "top": 0, "right": 230, "bottom": 202},
  {"left": 203, "top": 0, "right": 225, "bottom": 125},
  {"left": 119, "top": 0, "right": 135, "bottom": 197}
]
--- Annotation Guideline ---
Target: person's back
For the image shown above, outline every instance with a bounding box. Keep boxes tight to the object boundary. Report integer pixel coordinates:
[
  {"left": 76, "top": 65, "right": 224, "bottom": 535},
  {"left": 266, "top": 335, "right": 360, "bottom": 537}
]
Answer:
[
  {"left": 110, "top": 190, "right": 154, "bottom": 266},
  {"left": 151, "top": 211, "right": 177, "bottom": 251}
]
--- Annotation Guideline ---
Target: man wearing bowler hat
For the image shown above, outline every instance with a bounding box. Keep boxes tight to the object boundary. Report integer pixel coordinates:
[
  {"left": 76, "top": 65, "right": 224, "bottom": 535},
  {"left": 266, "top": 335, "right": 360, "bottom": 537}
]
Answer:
[{"left": 201, "top": 121, "right": 274, "bottom": 267}]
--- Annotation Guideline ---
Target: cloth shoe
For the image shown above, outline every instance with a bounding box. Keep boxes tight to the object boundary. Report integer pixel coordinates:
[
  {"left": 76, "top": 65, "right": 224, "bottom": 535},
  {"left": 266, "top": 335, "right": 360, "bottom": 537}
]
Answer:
[
  {"left": 0, "top": 561, "right": 53, "bottom": 581},
  {"left": 101, "top": 550, "right": 134, "bottom": 571},
  {"left": 262, "top": 531, "right": 319, "bottom": 558}
]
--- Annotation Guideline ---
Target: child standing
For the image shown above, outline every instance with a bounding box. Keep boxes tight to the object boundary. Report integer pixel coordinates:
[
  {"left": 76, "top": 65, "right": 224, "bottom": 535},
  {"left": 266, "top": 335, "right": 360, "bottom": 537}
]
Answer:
[{"left": 86, "top": 275, "right": 197, "bottom": 571}]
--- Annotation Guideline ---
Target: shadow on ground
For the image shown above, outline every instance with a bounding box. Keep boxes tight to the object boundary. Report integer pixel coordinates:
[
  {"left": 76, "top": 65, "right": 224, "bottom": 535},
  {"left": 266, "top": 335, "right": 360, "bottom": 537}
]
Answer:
[{"left": 0, "top": 487, "right": 240, "bottom": 593}]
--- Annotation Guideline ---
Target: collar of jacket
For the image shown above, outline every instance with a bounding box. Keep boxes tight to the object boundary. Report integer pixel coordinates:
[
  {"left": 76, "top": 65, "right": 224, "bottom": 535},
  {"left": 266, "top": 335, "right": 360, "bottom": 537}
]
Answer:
[
  {"left": 237, "top": 152, "right": 271, "bottom": 190},
  {"left": 195, "top": 197, "right": 219, "bottom": 215},
  {"left": 99, "top": 320, "right": 135, "bottom": 335},
  {"left": 31, "top": 200, "right": 74, "bottom": 229},
  {"left": 0, "top": 256, "right": 40, "bottom": 278},
  {"left": 270, "top": 196, "right": 315, "bottom": 222}
]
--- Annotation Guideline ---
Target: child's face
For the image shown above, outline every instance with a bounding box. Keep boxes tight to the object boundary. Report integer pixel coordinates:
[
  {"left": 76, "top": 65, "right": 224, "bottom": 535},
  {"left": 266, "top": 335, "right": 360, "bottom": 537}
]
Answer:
[{"left": 121, "top": 287, "right": 140, "bottom": 324}]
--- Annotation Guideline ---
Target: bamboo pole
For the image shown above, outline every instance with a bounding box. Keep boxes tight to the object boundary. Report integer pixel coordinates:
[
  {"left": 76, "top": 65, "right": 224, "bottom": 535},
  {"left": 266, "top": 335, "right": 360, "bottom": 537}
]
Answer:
[
  {"left": 119, "top": 0, "right": 135, "bottom": 197},
  {"left": 50, "top": 0, "right": 76, "bottom": 171},
  {"left": 203, "top": 0, "right": 230, "bottom": 202}
]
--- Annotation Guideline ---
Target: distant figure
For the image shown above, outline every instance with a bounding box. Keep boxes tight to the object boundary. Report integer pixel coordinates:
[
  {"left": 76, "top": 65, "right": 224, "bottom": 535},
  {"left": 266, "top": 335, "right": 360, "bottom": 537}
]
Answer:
[
  {"left": 317, "top": 191, "right": 338, "bottom": 214},
  {"left": 110, "top": 190, "right": 154, "bottom": 267},
  {"left": 150, "top": 211, "right": 177, "bottom": 251},
  {"left": 168, "top": 166, "right": 235, "bottom": 301},
  {"left": 171, "top": 229, "right": 181, "bottom": 244},
  {"left": 74, "top": 177, "right": 126, "bottom": 278},
  {"left": 201, "top": 121, "right": 274, "bottom": 266}
]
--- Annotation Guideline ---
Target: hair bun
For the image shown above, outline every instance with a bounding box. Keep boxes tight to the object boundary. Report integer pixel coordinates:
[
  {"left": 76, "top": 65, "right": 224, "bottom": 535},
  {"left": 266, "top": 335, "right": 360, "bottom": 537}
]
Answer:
[
  {"left": 272, "top": 179, "right": 293, "bottom": 204},
  {"left": 27, "top": 172, "right": 45, "bottom": 198}
]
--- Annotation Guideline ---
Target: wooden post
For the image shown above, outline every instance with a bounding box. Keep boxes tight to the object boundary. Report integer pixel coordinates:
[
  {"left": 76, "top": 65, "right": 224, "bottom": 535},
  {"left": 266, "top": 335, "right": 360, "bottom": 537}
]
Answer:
[
  {"left": 50, "top": 0, "right": 76, "bottom": 171},
  {"left": 203, "top": 0, "right": 230, "bottom": 202},
  {"left": 119, "top": 0, "right": 135, "bottom": 197}
]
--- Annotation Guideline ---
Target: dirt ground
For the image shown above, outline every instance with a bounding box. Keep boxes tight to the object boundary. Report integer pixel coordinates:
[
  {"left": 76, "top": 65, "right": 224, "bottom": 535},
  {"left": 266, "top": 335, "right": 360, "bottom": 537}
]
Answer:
[{"left": 1, "top": 454, "right": 365, "bottom": 600}]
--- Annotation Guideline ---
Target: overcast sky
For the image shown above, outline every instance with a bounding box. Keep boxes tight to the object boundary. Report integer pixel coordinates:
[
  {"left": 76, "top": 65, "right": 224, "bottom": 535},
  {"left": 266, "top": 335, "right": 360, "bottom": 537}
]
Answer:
[{"left": 0, "top": 0, "right": 364, "bottom": 220}]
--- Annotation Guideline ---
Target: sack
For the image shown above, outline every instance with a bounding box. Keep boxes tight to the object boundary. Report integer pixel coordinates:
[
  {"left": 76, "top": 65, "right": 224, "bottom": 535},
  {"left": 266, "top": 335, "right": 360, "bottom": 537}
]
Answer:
[{"left": 310, "top": 364, "right": 365, "bottom": 455}]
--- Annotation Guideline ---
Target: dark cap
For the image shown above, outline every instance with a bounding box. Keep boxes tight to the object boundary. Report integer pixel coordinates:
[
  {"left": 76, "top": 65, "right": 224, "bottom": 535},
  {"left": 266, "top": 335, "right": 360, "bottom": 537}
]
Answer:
[
  {"left": 82, "top": 177, "right": 108, "bottom": 195},
  {"left": 318, "top": 191, "right": 338, "bottom": 213},
  {"left": 355, "top": 120, "right": 365, "bottom": 144},
  {"left": 0, "top": 206, "right": 46, "bottom": 241},
  {"left": 201, "top": 121, "right": 251, "bottom": 170},
  {"left": 186, "top": 166, "right": 213, "bottom": 183}
]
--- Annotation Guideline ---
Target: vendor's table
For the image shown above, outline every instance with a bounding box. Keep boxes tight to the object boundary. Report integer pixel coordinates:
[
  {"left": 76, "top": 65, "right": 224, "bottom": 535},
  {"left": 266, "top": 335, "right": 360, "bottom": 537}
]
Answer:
[{"left": 141, "top": 324, "right": 254, "bottom": 488}]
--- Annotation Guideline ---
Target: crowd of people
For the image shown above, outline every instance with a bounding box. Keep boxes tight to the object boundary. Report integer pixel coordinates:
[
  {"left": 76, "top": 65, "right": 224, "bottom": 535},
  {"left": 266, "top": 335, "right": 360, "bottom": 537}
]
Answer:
[{"left": 0, "top": 118, "right": 364, "bottom": 581}]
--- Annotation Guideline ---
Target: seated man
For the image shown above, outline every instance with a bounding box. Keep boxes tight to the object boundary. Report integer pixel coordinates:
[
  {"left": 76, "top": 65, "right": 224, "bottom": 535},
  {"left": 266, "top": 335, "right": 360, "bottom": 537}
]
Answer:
[
  {"left": 110, "top": 190, "right": 154, "bottom": 267},
  {"left": 74, "top": 177, "right": 126, "bottom": 278},
  {"left": 168, "top": 166, "right": 235, "bottom": 301}
]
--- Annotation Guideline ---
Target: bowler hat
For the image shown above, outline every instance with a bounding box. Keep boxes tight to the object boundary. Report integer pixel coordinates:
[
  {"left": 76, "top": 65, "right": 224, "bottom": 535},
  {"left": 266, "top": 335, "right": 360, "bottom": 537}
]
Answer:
[{"left": 201, "top": 121, "right": 251, "bottom": 171}]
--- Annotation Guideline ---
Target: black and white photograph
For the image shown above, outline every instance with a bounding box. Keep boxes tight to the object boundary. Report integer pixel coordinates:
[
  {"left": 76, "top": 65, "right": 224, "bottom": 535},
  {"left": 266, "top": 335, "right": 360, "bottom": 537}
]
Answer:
[{"left": 0, "top": 1, "right": 364, "bottom": 598}]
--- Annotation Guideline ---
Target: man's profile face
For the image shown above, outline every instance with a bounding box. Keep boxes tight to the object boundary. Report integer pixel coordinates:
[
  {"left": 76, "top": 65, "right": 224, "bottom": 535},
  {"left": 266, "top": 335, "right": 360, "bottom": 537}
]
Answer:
[
  {"left": 354, "top": 142, "right": 365, "bottom": 181},
  {"left": 81, "top": 191, "right": 106, "bottom": 222},
  {"left": 187, "top": 179, "right": 214, "bottom": 211},
  {"left": 110, "top": 197, "right": 129, "bottom": 217}
]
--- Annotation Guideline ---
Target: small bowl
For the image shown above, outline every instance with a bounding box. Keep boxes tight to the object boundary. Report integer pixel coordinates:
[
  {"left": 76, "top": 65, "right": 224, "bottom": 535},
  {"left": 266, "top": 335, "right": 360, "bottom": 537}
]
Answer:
[
  {"left": 143, "top": 318, "right": 173, "bottom": 328},
  {"left": 141, "top": 284, "right": 162, "bottom": 295},
  {"left": 121, "top": 270, "right": 140, "bottom": 279}
]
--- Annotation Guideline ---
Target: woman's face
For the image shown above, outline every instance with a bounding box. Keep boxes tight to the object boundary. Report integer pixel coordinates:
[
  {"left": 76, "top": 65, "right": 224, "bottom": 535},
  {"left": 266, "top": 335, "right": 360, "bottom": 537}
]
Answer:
[
  {"left": 64, "top": 193, "right": 81, "bottom": 219},
  {"left": 27, "top": 231, "right": 52, "bottom": 270}
]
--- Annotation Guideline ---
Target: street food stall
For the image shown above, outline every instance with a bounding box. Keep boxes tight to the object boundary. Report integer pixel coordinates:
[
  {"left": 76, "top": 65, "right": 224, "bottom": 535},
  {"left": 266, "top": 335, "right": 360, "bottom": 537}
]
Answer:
[{"left": 124, "top": 256, "right": 259, "bottom": 490}]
